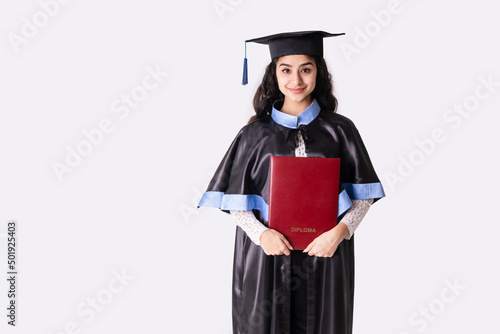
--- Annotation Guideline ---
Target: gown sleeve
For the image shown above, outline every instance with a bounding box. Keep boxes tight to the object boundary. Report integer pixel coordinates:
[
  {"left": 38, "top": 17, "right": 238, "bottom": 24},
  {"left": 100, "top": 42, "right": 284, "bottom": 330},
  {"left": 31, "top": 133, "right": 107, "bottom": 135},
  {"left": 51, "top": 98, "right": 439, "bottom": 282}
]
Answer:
[
  {"left": 337, "top": 116, "right": 385, "bottom": 203},
  {"left": 197, "top": 125, "right": 270, "bottom": 218}
]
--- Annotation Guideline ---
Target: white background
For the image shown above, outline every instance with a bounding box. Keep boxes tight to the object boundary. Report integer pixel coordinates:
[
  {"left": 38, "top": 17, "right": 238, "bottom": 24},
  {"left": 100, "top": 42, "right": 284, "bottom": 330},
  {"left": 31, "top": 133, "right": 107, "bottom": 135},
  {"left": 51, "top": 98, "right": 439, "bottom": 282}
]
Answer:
[{"left": 1, "top": 0, "right": 499, "bottom": 333}]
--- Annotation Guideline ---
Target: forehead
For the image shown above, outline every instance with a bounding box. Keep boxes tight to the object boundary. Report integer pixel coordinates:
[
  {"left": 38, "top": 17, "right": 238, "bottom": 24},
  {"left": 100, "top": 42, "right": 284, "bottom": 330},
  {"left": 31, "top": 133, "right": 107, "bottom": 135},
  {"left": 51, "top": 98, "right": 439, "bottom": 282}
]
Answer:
[{"left": 276, "top": 54, "right": 316, "bottom": 66}]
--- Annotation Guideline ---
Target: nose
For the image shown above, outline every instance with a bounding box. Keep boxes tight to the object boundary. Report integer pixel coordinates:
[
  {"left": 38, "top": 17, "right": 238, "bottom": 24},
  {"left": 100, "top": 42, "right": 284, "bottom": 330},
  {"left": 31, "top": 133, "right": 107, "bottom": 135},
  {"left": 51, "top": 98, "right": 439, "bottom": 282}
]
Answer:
[{"left": 291, "top": 71, "right": 302, "bottom": 85}]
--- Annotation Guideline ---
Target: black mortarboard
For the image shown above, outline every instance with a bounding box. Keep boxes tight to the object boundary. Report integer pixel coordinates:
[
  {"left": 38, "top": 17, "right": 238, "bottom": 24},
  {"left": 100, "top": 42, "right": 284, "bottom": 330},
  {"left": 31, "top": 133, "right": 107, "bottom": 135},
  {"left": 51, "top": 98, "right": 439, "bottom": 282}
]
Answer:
[{"left": 242, "top": 30, "right": 345, "bottom": 85}]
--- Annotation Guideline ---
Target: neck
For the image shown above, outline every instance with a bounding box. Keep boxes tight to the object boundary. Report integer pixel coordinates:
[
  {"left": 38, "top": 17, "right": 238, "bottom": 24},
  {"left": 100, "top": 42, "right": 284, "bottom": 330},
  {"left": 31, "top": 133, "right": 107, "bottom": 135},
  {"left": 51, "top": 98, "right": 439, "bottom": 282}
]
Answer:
[{"left": 280, "top": 96, "right": 313, "bottom": 116}]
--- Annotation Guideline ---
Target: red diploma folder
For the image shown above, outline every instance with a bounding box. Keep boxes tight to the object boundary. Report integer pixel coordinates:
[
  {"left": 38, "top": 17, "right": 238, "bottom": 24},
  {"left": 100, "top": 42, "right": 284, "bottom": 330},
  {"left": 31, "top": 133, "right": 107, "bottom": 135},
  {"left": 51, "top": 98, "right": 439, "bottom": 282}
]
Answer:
[{"left": 268, "top": 156, "right": 340, "bottom": 250}]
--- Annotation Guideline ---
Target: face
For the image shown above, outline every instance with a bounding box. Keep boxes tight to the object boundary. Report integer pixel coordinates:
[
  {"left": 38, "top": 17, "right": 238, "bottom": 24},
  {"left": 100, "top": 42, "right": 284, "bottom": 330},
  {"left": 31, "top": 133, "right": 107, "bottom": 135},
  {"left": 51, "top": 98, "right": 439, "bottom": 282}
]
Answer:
[{"left": 275, "top": 54, "right": 317, "bottom": 105}]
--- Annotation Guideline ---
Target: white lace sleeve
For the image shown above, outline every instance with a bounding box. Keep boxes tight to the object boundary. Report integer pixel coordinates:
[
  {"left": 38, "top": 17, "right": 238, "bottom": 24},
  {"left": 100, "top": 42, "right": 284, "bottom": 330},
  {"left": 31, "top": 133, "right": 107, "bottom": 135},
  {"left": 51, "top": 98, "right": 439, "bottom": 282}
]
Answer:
[
  {"left": 230, "top": 210, "right": 269, "bottom": 245},
  {"left": 341, "top": 198, "right": 373, "bottom": 240}
]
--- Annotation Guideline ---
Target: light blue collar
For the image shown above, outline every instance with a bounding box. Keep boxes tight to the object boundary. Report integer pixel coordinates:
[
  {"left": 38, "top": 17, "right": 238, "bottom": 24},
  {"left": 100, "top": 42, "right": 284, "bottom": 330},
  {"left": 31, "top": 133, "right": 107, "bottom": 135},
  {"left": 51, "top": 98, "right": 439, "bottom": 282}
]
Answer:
[{"left": 271, "top": 99, "right": 321, "bottom": 129}]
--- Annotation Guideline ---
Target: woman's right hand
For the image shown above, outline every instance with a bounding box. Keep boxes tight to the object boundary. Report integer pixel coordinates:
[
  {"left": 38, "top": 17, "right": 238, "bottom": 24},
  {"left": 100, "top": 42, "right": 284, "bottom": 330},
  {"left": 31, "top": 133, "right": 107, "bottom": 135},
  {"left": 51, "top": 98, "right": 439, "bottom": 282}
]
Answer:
[{"left": 259, "top": 229, "right": 293, "bottom": 256}]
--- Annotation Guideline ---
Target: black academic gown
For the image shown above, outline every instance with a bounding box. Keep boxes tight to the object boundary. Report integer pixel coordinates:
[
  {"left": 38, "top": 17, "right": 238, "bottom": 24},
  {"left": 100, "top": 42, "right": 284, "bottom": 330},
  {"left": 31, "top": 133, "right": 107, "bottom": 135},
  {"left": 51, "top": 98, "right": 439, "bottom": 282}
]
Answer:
[{"left": 198, "top": 105, "right": 385, "bottom": 334}]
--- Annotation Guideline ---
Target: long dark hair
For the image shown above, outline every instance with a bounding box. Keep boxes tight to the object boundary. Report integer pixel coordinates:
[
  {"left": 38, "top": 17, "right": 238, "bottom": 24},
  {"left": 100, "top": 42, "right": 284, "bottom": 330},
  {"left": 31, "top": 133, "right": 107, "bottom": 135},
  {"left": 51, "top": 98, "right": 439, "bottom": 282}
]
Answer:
[{"left": 248, "top": 55, "right": 338, "bottom": 123}]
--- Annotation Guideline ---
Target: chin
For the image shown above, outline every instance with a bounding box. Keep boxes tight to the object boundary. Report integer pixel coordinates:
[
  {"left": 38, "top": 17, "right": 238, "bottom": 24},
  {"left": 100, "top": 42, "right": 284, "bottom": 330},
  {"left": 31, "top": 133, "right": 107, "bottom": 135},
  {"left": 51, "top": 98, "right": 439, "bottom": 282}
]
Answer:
[{"left": 286, "top": 93, "right": 312, "bottom": 104}]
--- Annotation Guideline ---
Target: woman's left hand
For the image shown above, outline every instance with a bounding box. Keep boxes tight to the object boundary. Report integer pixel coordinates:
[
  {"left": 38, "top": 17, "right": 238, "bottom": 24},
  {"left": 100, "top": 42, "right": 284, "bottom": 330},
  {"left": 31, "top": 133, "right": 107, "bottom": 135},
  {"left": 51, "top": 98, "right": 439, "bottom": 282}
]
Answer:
[{"left": 303, "top": 222, "right": 349, "bottom": 257}]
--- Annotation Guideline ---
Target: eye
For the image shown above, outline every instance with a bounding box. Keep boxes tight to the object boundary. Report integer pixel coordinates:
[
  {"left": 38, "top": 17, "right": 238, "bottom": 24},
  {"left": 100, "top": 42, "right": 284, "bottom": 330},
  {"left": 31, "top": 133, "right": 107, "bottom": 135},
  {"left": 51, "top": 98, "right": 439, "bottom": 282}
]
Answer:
[
  {"left": 301, "top": 68, "right": 311, "bottom": 73},
  {"left": 281, "top": 68, "right": 291, "bottom": 74}
]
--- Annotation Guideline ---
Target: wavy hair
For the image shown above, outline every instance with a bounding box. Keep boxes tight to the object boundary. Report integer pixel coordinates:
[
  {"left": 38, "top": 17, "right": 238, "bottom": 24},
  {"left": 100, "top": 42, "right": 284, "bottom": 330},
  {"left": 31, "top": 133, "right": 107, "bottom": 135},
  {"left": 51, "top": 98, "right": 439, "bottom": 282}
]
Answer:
[{"left": 248, "top": 55, "right": 338, "bottom": 123}]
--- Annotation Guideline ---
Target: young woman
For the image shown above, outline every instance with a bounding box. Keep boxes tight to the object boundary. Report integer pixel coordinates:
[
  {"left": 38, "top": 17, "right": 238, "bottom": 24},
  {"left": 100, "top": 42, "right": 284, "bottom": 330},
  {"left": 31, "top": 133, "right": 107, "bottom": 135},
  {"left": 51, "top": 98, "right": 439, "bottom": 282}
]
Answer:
[{"left": 198, "top": 31, "right": 385, "bottom": 334}]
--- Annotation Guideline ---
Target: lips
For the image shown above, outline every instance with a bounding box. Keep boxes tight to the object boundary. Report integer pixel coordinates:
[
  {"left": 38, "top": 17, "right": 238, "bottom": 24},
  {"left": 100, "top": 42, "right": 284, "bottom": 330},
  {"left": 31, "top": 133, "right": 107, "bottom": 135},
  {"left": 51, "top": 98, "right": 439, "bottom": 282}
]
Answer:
[{"left": 288, "top": 87, "right": 305, "bottom": 94}]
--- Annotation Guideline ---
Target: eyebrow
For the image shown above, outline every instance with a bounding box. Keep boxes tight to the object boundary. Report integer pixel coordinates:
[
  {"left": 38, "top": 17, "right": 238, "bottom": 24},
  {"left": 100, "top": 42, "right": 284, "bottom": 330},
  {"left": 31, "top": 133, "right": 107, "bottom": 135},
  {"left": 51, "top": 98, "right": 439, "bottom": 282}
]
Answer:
[{"left": 279, "top": 62, "right": 315, "bottom": 67}]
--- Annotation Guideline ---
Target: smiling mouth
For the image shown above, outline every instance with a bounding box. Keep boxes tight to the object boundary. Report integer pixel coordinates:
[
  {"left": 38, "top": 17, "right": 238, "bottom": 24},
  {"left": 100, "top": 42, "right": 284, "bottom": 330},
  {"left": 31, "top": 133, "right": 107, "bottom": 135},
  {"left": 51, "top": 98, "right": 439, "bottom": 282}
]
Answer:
[{"left": 288, "top": 88, "right": 305, "bottom": 94}]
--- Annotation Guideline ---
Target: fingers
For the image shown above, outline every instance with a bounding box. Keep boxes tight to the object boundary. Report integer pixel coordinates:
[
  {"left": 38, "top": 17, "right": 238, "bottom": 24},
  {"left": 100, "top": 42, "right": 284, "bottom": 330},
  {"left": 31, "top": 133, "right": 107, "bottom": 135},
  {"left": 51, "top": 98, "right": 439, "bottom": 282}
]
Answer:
[
  {"left": 304, "top": 238, "right": 336, "bottom": 257},
  {"left": 268, "top": 246, "right": 290, "bottom": 256},
  {"left": 281, "top": 235, "right": 294, "bottom": 252},
  {"left": 304, "top": 238, "right": 320, "bottom": 256},
  {"left": 278, "top": 237, "right": 291, "bottom": 256},
  {"left": 261, "top": 238, "right": 291, "bottom": 255},
  {"left": 303, "top": 241, "right": 314, "bottom": 254},
  {"left": 260, "top": 230, "right": 295, "bottom": 256},
  {"left": 272, "top": 232, "right": 293, "bottom": 255},
  {"left": 265, "top": 239, "right": 292, "bottom": 256}
]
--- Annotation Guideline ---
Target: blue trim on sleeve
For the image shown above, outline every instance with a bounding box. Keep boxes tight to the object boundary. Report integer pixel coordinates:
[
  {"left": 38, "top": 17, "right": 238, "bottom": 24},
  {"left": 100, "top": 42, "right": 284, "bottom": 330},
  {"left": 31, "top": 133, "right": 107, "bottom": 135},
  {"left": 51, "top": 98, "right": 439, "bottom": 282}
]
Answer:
[
  {"left": 338, "top": 189, "right": 352, "bottom": 217},
  {"left": 197, "top": 191, "right": 224, "bottom": 208},
  {"left": 343, "top": 182, "right": 386, "bottom": 200},
  {"left": 221, "top": 194, "right": 270, "bottom": 220},
  {"left": 198, "top": 191, "right": 270, "bottom": 221}
]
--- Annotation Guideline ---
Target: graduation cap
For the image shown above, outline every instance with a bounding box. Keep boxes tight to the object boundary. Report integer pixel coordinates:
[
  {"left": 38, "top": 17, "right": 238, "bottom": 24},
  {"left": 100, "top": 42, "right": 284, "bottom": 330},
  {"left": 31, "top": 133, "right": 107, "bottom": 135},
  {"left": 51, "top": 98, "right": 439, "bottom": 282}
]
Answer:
[{"left": 242, "top": 30, "right": 345, "bottom": 85}]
